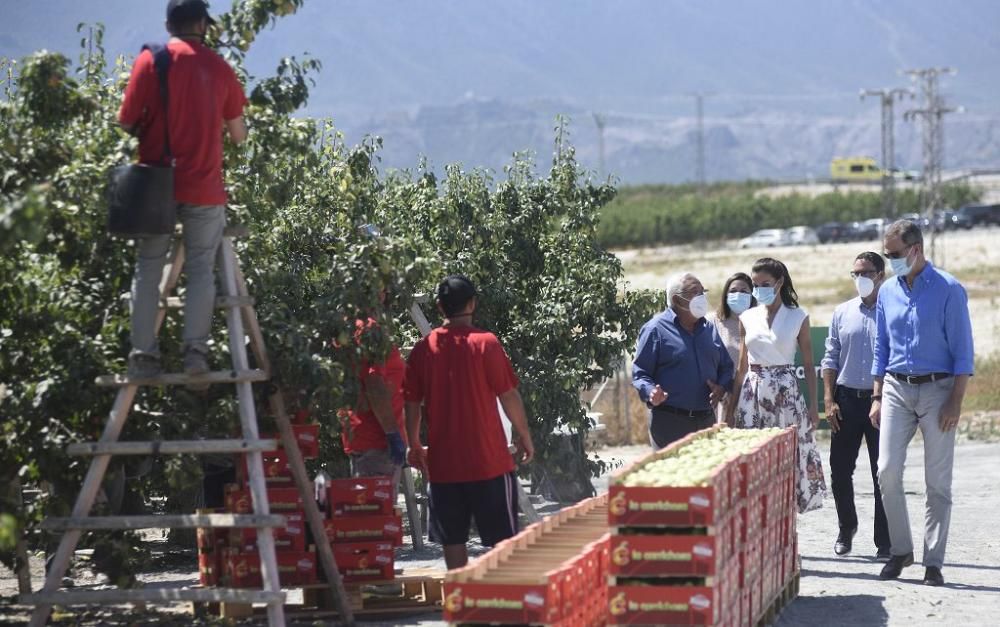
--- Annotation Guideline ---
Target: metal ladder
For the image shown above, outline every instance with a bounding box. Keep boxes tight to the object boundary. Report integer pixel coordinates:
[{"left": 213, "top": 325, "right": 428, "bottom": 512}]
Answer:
[{"left": 25, "top": 225, "right": 355, "bottom": 626}]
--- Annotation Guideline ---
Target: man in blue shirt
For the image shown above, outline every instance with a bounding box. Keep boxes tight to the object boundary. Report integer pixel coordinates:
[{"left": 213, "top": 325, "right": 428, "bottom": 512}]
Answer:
[
  {"left": 870, "top": 220, "right": 974, "bottom": 587},
  {"left": 633, "top": 272, "right": 734, "bottom": 448},
  {"left": 822, "top": 252, "right": 891, "bottom": 560}
]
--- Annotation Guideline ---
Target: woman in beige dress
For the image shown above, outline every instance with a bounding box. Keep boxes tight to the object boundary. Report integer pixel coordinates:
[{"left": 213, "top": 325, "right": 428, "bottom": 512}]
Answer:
[{"left": 707, "top": 272, "right": 754, "bottom": 422}]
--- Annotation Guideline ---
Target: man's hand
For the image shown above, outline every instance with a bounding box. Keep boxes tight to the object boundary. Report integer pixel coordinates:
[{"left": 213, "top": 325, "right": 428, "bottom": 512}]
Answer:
[
  {"left": 407, "top": 445, "right": 428, "bottom": 474},
  {"left": 869, "top": 400, "right": 881, "bottom": 429},
  {"left": 825, "top": 399, "right": 841, "bottom": 433},
  {"left": 706, "top": 380, "right": 725, "bottom": 406},
  {"left": 650, "top": 384, "right": 668, "bottom": 407},
  {"left": 385, "top": 431, "right": 406, "bottom": 466},
  {"left": 939, "top": 398, "right": 962, "bottom": 432},
  {"left": 513, "top": 437, "right": 535, "bottom": 465}
]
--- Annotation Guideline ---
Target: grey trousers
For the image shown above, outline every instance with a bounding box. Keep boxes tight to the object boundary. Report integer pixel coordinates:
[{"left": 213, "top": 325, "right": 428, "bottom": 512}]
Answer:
[
  {"left": 130, "top": 204, "right": 225, "bottom": 358},
  {"left": 877, "top": 375, "right": 956, "bottom": 568}
]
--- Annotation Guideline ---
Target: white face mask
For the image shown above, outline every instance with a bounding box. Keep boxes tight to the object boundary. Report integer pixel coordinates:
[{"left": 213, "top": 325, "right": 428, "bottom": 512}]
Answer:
[
  {"left": 855, "top": 276, "right": 875, "bottom": 298},
  {"left": 687, "top": 293, "right": 710, "bottom": 318}
]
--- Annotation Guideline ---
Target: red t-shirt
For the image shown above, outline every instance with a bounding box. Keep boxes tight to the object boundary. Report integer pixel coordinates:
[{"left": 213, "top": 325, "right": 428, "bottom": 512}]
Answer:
[
  {"left": 342, "top": 319, "right": 407, "bottom": 454},
  {"left": 118, "top": 40, "right": 247, "bottom": 206},
  {"left": 403, "top": 326, "right": 519, "bottom": 483}
]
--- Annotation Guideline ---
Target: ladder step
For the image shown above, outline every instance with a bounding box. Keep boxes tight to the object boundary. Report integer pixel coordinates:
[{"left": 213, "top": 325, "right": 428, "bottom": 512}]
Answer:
[
  {"left": 23, "top": 587, "right": 284, "bottom": 606},
  {"left": 66, "top": 439, "right": 279, "bottom": 456},
  {"left": 41, "top": 513, "right": 286, "bottom": 531},
  {"left": 95, "top": 369, "right": 269, "bottom": 387},
  {"left": 161, "top": 295, "right": 255, "bottom": 309}
]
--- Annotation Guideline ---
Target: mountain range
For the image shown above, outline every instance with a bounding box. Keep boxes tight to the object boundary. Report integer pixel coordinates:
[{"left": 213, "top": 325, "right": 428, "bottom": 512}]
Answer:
[{"left": 3, "top": 0, "right": 999, "bottom": 183}]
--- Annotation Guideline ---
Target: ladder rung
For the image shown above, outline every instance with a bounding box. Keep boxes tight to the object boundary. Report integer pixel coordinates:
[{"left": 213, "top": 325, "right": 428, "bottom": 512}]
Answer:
[
  {"left": 41, "top": 513, "right": 286, "bottom": 531},
  {"left": 161, "top": 295, "right": 255, "bottom": 309},
  {"left": 66, "top": 439, "right": 279, "bottom": 456},
  {"left": 95, "top": 369, "right": 269, "bottom": 387},
  {"left": 23, "top": 587, "right": 284, "bottom": 606}
]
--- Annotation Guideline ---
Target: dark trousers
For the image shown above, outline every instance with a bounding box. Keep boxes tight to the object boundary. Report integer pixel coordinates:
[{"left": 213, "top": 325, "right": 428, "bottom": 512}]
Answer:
[
  {"left": 829, "top": 386, "right": 890, "bottom": 550},
  {"left": 649, "top": 408, "right": 715, "bottom": 449}
]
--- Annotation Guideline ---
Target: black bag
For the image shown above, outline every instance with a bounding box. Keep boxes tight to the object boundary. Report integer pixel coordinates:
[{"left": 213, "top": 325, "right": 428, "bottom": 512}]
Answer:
[{"left": 108, "top": 43, "right": 176, "bottom": 237}]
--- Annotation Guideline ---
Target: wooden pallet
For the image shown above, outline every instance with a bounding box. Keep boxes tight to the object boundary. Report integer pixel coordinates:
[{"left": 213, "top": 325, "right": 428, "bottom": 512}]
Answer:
[
  {"left": 193, "top": 568, "right": 444, "bottom": 620},
  {"left": 756, "top": 572, "right": 799, "bottom": 627}
]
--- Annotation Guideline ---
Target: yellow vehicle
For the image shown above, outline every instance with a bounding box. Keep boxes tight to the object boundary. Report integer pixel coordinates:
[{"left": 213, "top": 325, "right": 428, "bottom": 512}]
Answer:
[{"left": 830, "top": 156, "right": 883, "bottom": 182}]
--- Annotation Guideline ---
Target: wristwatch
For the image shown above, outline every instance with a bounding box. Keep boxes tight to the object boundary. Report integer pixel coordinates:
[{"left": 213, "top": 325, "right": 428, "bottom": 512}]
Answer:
[{"left": 871, "top": 394, "right": 882, "bottom": 401}]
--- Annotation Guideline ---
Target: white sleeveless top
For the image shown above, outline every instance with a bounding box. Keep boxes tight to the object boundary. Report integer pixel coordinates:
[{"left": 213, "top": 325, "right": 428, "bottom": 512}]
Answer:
[{"left": 739, "top": 304, "right": 807, "bottom": 366}]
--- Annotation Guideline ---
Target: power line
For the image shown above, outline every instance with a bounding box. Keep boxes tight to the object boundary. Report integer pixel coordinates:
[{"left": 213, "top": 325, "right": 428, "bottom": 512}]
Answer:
[{"left": 860, "top": 87, "right": 913, "bottom": 219}]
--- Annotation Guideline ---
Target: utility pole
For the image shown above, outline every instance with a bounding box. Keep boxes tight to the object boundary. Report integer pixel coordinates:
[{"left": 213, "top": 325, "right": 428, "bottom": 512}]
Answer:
[
  {"left": 860, "top": 87, "right": 912, "bottom": 219},
  {"left": 690, "top": 93, "right": 712, "bottom": 194},
  {"left": 592, "top": 112, "right": 607, "bottom": 179},
  {"left": 903, "top": 67, "right": 960, "bottom": 262}
]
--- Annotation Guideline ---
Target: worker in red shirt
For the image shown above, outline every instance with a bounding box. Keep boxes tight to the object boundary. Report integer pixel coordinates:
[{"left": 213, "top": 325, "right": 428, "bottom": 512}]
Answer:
[
  {"left": 119, "top": 0, "right": 248, "bottom": 382},
  {"left": 404, "top": 275, "right": 535, "bottom": 569},
  {"left": 342, "top": 318, "right": 408, "bottom": 490}
]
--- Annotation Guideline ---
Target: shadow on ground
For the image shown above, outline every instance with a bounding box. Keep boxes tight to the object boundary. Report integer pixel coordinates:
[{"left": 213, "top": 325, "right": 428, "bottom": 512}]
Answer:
[{"left": 775, "top": 593, "right": 888, "bottom": 626}]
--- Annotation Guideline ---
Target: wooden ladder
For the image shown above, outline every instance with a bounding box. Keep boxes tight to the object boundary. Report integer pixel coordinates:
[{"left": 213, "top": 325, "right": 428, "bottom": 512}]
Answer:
[{"left": 25, "top": 226, "right": 355, "bottom": 626}]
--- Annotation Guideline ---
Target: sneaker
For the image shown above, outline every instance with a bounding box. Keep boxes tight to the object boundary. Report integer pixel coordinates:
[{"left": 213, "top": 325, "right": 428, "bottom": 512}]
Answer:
[
  {"left": 183, "top": 349, "right": 210, "bottom": 391},
  {"left": 127, "top": 354, "right": 162, "bottom": 379}
]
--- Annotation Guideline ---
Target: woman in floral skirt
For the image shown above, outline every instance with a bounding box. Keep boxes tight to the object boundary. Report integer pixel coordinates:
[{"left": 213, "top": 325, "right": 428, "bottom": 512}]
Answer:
[{"left": 726, "top": 258, "right": 826, "bottom": 513}]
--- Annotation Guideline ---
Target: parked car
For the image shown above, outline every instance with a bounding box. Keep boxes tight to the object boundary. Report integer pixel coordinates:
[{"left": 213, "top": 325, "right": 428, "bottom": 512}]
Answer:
[
  {"left": 786, "top": 226, "right": 820, "bottom": 246},
  {"left": 855, "top": 218, "right": 885, "bottom": 240},
  {"left": 933, "top": 210, "right": 973, "bottom": 231},
  {"left": 900, "top": 213, "right": 932, "bottom": 229},
  {"left": 817, "top": 222, "right": 847, "bottom": 243},
  {"left": 957, "top": 204, "right": 1000, "bottom": 227},
  {"left": 738, "top": 228, "right": 788, "bottom": 249}
]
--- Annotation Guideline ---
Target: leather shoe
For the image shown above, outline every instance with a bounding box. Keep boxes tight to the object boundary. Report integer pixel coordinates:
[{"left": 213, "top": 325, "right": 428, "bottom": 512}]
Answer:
[
  {"left": 834, "top": 527, "right": 856, "bottom": 556},
  {"left": 923, "top": 566, "right": 944, "bottom": 586},
  {"left": 875, "top": 547, "right": 892, "bottom": 562},
  {"left": 879, "top": 552, "right": 914, "bottom": 580}
]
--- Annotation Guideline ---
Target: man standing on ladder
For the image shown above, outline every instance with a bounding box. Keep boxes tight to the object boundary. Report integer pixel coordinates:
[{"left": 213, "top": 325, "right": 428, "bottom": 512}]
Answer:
[
  {"left": 120, "top": 0, "right": 248, "bottom": 381},
  {"left": 403, "top": 275, "right": 535, "bottom": 569}
]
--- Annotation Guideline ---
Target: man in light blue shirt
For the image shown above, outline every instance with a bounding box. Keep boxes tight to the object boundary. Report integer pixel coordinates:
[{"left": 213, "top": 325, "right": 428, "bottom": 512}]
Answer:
[
  {"left": 633, "top": 272, "right": 734, "bottom": 449},
  {"left": 822, "top": 251, "right": 891, "bottom": 560},
  {"left": 870, "top": 220, "right": 975, "bottom": 587}
]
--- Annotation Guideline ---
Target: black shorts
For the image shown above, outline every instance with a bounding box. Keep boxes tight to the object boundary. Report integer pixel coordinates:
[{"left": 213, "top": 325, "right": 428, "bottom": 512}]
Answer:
[{"left": 428, "top": 472, "right": 519, "bottom": 547}]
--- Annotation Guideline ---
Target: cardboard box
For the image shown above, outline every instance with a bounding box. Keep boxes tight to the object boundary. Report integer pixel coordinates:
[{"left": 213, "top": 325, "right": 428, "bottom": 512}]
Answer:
[
  {"left": 224, "top": 485, "right": 303, "bottom": 514},
  {"left": 607, "top": 584, "right": 722, "bottom": 626},
  {"left": 331, "top": 541, "right": 395, "bottom": 582},
  {"left": 608, "top": 477, "right": 727, "bottom": 528},
  {"left": 261, "top": 423, "right": 320, "bottom": 459},
  {"left": 229, "top": 511, "right": 306, "bottom": 552},
  {"left": 444, "top": 581, "right": 561, "bottom": 625},
  {"left": 609, "top": 532, "right": 728, "bottom": 578},
  {"left": 329, "top": 476, "right": 395, "bottom": 516},
  {"left": 224, "top": 549, "right": 317, "bottom": 588},
  {"left": 324, "top": 512, "right": 403, "bottom": 545}
]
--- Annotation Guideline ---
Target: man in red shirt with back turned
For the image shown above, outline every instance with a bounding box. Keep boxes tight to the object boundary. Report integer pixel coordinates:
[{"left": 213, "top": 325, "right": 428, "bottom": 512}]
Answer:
[
  {"left": 404, "top": 275, "right": 535, "bottom": 569},
  {"left": 119, "top": 0, "right": 248, "bottom": 381}
]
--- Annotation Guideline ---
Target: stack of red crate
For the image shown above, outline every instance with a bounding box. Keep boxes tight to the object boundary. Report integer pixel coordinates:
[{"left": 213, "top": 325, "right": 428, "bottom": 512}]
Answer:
[
  {"left": 605, "top": 426, "right": 798, "bottom": 627},
  {"left": 209, "top": 422, "right": 321, "bottom": 588},
  {"left": 443, "top": 495, "right": 609, "bottom": 626},
  {"left": 324, "top": 476, "right": 403, "bottom": 583}
]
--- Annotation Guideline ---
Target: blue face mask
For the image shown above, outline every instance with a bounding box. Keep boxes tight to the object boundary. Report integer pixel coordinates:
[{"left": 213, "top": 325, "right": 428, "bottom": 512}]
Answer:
[
  {"left": 889, "top": 252, "right": 913, "bottom": 277},
  {"left": 727, "top": 292, "right": 752, "bottom": 314},
  {"left": 753, "top": 286, "right": 777, "bottom": 306}
]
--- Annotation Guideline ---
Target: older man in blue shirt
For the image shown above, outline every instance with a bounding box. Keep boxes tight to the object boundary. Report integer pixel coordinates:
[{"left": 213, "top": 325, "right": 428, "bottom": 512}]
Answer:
[
  {"left": 870, "top": 220, "right": 975, "bottom": 587},
  {"left": 633, "top": 272, "right": 734, "bottom": 449},
  {"left": 822, "top": 251, "right": 891, "bottom": 560}
]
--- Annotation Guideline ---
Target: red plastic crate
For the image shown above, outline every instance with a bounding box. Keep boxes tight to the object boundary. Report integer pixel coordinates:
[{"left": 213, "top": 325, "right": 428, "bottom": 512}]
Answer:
[{"left": 328, "top": 476, "right": 395, "bottom": 516}]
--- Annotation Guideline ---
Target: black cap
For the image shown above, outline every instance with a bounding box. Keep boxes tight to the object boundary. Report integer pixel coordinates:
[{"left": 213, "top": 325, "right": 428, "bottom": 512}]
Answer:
[
  {"left": 167, "top": 0, "right": 216, "bottom": 25},
  {"left": 436, "top": 275, "right": 477, "bottom": 317}
]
